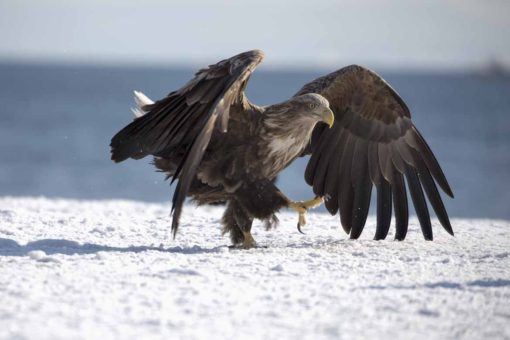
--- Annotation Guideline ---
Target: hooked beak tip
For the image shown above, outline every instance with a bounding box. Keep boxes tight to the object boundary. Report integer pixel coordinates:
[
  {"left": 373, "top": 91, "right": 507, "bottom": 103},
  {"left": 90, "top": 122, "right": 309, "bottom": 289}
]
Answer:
[{"left": 323, "top": 108, "right": 334, "bottom": 128}]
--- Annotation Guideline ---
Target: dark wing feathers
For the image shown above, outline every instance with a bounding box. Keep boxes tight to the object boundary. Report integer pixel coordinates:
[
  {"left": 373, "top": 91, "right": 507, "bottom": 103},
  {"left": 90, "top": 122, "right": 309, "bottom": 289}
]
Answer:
[
  {"left": 297, "top": 65, "right": 453, "bottom": 240},
  {"left": 350, "top": 138, "right": 372, "bottom": 239},
  {"left": 392, "top": 167, "right": 409, "bottom": 240},
  {"left": 411, "top": 148, "right": 454, "bottom": 235},
  {"left": 405, "top": 164, "right": 432, "bottom": 240},
  {"left": 323, "top": 128, "right": 348, "bottom": 214},
  {"left": 337, "top": 133, "right": 356, "bottom": 234},
  {"left": 110, "top": 50, "right": 264, "bottom": 236},
  {"left": 374, "top": 178, "right": 392, "bottom": 240}
]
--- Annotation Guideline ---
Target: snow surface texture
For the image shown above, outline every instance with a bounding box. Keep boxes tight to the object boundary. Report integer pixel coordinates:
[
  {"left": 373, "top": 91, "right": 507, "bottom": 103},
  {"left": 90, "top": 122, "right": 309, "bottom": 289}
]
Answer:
[{"left": 0, "top": 197, "right": 509, "bottom": 340}]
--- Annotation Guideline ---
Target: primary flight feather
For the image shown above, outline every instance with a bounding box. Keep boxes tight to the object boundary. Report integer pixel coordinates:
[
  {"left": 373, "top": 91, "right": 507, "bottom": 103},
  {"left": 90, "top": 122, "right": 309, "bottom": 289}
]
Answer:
[{"left": 110, "top": 50, "right": 453, "bottom": 248}]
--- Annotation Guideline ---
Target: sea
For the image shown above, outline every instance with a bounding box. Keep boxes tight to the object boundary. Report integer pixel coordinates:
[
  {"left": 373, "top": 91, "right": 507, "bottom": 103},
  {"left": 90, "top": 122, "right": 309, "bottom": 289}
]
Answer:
[{"left": 1, "top": 62, "right": 509, "bottom": 220}]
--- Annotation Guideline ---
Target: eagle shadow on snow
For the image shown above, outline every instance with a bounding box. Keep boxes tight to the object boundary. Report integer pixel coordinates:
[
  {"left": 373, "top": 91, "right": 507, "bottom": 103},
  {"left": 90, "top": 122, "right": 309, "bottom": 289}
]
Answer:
[
  {"left": 0, "top": 237, "right": 224, "bottom": 256},
  {"left": 0, "top": 235, "right": 357, "bottom": 257}
]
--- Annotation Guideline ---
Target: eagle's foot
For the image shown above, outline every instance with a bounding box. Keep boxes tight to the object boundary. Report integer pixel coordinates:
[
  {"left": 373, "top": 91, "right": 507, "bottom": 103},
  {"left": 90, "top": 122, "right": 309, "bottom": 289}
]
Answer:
[
  {"left": 241, "top": 231, "right": 257, "bottom": 249},
  {"left": 228, "top": 231, "right": 258, "bottom": 250},
  {"left": 288, "top": 196, "right": 324, "bottom": 233}
]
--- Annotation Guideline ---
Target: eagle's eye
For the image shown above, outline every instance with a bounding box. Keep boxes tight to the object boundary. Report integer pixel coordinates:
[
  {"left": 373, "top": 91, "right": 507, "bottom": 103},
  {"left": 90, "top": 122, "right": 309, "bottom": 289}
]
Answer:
[{"left": 309, "top": 103, "right": 317, "bottom": 109}]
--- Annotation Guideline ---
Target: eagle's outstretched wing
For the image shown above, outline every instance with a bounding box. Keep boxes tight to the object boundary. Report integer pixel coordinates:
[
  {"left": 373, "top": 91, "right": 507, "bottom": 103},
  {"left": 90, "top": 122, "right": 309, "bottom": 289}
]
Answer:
[
  {"left": 110, "top": 50, "right": 264, "bottom": 236},
  {"left": 296, "top": 65, "right": 454, "bottom": 240}
]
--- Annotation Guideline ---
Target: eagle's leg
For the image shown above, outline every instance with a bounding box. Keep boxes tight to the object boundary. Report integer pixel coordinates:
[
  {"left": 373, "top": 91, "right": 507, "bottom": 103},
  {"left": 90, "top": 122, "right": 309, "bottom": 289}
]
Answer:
[
  {"left": 287, "top": 196, "right": 324, "bottom": 232},
  {"left": 236, "top": 211, "right": 255, "bottom": 249},
  {"left": 287, "top": 196, "right": 324, "bottom": 211},
  {"left": 235, "top": 179, "right": 314, "bottom": 239},
  {"left": 222, "top": 200, "right": 256, "bottom": 249}
]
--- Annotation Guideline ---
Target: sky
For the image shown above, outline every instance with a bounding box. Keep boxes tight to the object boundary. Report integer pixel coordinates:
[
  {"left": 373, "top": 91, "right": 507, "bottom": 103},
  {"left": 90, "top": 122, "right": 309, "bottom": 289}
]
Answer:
[{"left": 0, "top": 0, "right": 509, "bottom": 70}]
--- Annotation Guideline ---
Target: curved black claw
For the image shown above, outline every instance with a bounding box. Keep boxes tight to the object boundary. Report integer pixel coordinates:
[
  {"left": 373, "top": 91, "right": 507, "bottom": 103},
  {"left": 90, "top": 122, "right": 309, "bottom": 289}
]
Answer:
[{"left": 297, "top": 222, "right": 305, "bottom": 234}]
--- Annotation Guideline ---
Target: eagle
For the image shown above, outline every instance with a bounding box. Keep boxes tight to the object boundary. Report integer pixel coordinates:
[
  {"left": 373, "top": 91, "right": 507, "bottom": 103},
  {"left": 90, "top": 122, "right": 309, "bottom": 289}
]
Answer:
[{"left": 110, "top": 50, "right": 454, "bottom": 249}]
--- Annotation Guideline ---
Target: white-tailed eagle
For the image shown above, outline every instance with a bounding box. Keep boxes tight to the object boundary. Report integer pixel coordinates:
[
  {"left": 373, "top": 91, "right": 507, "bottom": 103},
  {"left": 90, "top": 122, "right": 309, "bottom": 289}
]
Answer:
[{"left": 110, "top": 50, "right": 453, "bottom": 248}]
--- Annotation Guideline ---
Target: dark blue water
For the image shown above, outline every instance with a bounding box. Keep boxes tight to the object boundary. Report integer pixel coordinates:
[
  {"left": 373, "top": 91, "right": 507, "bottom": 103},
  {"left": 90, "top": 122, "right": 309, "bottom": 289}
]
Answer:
[{"left": 1, "top": 63, "right": 509, "bottom": 219}]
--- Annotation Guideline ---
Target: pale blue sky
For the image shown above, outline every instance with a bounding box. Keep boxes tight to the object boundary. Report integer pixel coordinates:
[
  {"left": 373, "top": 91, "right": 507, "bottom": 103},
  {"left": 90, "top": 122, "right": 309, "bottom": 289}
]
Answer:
[{"left": 0, "top": 0, "right": 509, "bottom": 69}]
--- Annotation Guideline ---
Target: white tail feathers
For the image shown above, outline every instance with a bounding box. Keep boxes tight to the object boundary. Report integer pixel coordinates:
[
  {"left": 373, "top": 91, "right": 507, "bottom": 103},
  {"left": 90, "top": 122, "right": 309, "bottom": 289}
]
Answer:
[{"left": 131, "top": 90, "right": 154, "bottom": 118}]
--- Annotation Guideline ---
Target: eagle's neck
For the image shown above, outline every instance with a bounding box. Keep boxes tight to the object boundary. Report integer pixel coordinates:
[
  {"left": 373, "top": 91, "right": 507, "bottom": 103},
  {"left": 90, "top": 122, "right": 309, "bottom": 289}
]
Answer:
[{"left": 257, "top": 103, "right": 317, "bottom": 178}]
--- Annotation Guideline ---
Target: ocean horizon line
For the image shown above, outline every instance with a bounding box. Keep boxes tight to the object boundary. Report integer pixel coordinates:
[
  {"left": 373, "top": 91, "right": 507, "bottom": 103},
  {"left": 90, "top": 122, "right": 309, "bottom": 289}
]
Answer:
[{"left": 1, "top": 57, "right": 505, "bottom": 76}]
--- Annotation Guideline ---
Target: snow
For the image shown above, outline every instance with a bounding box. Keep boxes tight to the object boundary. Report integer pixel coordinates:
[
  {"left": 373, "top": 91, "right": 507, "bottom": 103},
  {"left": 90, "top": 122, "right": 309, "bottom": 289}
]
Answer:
[{"left": 0, "top": 197, "right": 509, "bottom": 340}]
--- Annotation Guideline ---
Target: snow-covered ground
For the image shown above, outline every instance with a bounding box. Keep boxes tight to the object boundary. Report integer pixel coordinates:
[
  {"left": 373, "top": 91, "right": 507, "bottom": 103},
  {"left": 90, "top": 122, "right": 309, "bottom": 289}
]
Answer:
[{"left": 0, "top": 197, "right": 509, "bottom": 340}]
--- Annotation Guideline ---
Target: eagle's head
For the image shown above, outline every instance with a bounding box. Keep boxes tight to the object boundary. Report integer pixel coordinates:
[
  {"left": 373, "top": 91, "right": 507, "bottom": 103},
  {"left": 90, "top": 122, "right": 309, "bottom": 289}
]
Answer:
[
  {"left": 288, "top": 93, "right": 334, "bottom": 128},
  {"left": 262, "top": 93, "right": 334, "bottom": 137},
  {"left": 261, "top": 93, "right": 335, "bottom": 176}
]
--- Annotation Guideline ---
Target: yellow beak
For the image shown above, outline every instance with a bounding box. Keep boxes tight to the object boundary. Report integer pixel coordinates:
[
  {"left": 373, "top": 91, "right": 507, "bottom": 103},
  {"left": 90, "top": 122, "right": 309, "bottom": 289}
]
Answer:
[{"left": 322, "top": 108, "right": 335, "bottom": 128}]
